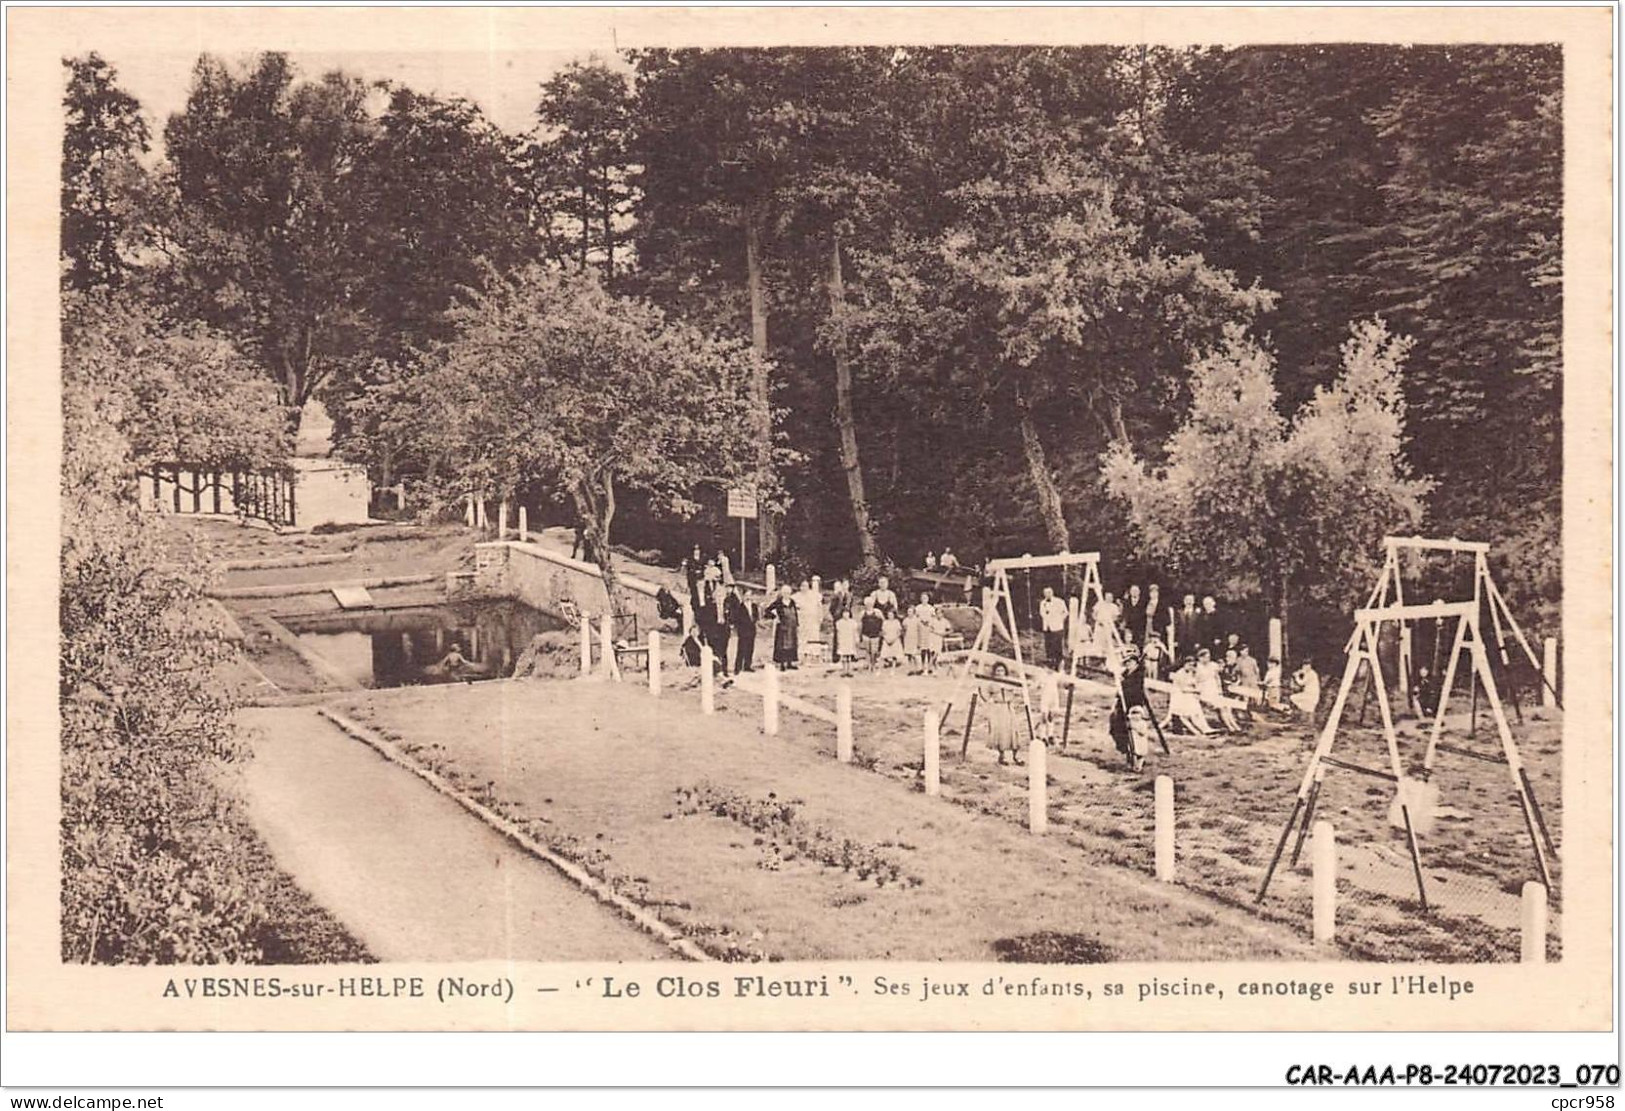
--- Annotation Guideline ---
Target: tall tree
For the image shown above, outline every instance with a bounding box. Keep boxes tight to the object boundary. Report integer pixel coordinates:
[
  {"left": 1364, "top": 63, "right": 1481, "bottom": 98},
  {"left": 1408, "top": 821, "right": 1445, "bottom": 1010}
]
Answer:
[
  {"left": 1102, "top": 320, "right": 1431, "bottom": 654},
  {"left": 61, "top": 53, "right": 152, "bottom": 293},
  {"left": 630, "top": 48, "right": 824, "bottom": 561},
  {"left": 163, "top": 53, "right": 377, "bottom": 421},
  {"left": 531, "top": 59, "right": 636, "bottom": 288},
  {"left": 848, "top": 47, "right": 1272, "bottom": 556},
  {"left": 403, "top": 267, "right": 771, "bottom": 606},
  {"left": 1165, "top": 45, "right": 1562, "bottom": 609}
]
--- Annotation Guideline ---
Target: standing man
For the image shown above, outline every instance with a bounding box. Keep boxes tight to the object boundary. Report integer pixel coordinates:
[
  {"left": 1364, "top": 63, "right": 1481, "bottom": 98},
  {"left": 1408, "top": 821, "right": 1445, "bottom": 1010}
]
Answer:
[
  {"left": 701, "top": 571, "right": 732, "bottom": 675},
  {"left": 726, "top": 585, "right": 758, "bottom": 674},
  {"left": 1122, "top": 584, "right": 1146, "bottom": 646},
  {"left": 1174, "top": 593, "right": 1200, "bottom": 661},
  {"left": 1038, "top": 586, "right": 1069, "bottom": 671},
  {"left": 868, "top": 575, "right": 899, "bottom": 618},
  {"left": 1198, "top": 595, "right": 1224, "bottom": 656},
  {"left": 1144, "top": 582, "right": 1164, "bottom": 647}
]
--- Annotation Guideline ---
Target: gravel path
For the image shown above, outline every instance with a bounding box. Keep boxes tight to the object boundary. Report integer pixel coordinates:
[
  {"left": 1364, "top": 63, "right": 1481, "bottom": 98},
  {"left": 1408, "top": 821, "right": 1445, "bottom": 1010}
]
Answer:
[{"left": 237, "top": 706, "right": 669, "bottom": 963}]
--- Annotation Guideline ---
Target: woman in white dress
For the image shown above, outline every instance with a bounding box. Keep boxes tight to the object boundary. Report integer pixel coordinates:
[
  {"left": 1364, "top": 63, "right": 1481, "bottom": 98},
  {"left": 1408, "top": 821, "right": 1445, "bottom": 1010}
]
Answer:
[
  {"left": 795, "top": 578, "right": 823, "bottom": 659},
  {"left": 1193, "top": 648, "right": 1240, "bottom": 732},
  {"left": 1091, "top": 591, "right": 1120, "bottom": 660},
  {"left": 914, "top": 593, "right": 943, "bottom": 674},
  {"left": 1161, "top": 658, "right": 1214, "bottom": 735}
]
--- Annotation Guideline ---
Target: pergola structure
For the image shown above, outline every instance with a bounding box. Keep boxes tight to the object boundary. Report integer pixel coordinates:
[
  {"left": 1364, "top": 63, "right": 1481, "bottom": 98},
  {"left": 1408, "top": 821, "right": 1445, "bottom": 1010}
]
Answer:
[{"left": 1259, "top": 537, "right": 1559, "bottom": 910}]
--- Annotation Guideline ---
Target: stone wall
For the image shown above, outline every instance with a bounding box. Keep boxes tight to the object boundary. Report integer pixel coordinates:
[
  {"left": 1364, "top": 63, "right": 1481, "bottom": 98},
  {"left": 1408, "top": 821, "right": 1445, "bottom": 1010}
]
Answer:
[{"left": 472, "top": 541, "right": 672, "bottom": 637}]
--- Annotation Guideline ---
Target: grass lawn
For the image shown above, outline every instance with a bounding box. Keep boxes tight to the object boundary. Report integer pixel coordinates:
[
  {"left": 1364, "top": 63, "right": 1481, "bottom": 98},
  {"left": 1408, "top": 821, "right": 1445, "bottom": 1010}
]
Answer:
[
  {"left": 339, "top": 655, "right": 1560, "bottom": 962},
  {"left": 769, "top": 660, "right": 1562, "bottom": 962},
  {"left": 338, "top": 677, "right": 1326, "bottom": 962}
]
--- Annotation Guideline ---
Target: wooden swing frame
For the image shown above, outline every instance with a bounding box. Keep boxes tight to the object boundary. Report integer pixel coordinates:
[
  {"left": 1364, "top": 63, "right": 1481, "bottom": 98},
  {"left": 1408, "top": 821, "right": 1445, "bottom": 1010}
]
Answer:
[
  {"left": 940, "top": 552, "right": 1106, "bottom": 755},
  {"left": 1352, "top": 536, "right": 1560, "bottom": 715},
  {"left": 1258, "top": 590, "right": 1558, "bottom": 910}
]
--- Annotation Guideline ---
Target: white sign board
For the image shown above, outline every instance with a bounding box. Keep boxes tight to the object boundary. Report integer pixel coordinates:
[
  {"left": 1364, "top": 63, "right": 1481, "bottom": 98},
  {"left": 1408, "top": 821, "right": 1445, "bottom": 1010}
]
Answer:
[{"left": 726, "top": 487, "right": 759, "bottom": 519}]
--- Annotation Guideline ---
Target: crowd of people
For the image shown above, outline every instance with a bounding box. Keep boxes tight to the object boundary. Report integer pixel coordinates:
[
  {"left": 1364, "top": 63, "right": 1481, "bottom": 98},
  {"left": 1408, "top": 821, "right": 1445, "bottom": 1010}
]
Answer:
[
  {"left": 674, "top": 546, "right": 957, "bottom": 682},
  {"left": 1039, "top": 582, "right": 1325, "bottom": 748},
  {"left": 667, "top": 542, "right": 1324, "bottom": 754}
]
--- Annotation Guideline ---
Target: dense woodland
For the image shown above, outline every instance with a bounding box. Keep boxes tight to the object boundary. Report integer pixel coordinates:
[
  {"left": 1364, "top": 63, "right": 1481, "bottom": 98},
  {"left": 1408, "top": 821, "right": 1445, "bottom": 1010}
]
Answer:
[{"left": 65, "top": 44, "right": 1561, "bottom": 631}]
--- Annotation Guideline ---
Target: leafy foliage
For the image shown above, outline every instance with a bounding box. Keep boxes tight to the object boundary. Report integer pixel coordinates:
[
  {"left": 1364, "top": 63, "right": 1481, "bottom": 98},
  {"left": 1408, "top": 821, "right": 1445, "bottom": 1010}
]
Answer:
[
  {"left": 63, "top": 291, "right": 290, "bottom": 471},
  {"left": 389, "top": 266, "right": 772, "bottom": 604},
  {"left": 1102, "top": 320, "right": 1430, "bottom": 632},
  {"left": 62, "top": 53, "right": 153, "bottom": 293}
]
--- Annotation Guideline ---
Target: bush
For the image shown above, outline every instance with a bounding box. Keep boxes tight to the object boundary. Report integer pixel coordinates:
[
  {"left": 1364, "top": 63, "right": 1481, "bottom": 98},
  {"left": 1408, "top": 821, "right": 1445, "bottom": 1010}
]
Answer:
[{"left": 60, "top": 337, "right": 366, "bottom": 964}]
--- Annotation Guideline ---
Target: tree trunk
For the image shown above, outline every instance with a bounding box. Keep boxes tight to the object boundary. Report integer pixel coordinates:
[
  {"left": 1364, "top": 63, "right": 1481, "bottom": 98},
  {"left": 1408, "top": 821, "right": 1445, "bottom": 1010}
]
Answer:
[
  {"left": 601, "top": 158, "right": 615, "bottom": 290},
  {"left": 826, "top": 232, "right": 880, "bottom": 567},
  {"left": 1278, "top": 571, "right": 1292, "bottom": 668},
  {"left": 574, "top": 470, "right": 624, "bottom": 613},
  {"left": 1017, "top": 389, "right": 1073, "bottom": 555},
  {"left": 746, "top": 211, "right": 778, "bottom": 561}
]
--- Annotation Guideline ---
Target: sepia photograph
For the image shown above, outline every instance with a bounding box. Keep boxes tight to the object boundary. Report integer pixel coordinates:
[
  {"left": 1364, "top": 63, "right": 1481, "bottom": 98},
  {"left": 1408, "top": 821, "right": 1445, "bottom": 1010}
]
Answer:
[{"left": 4, "top": 4, "right": 1614, "bottom": 1058}]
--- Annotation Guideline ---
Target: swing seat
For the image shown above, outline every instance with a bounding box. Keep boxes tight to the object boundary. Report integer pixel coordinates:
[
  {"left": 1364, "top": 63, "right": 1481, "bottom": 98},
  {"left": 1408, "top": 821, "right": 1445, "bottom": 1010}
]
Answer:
[{"left": 1388, "top": 776, "right": 1440, "bottom": 837}]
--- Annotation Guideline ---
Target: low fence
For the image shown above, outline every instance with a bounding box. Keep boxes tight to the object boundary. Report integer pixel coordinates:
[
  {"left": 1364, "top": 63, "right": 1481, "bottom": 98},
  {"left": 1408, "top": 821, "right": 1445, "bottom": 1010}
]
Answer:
[
  {"left": 141, "top": 464, "right": 297, "bottom": 528},
  {"left": 140, "top": 459, "right": 373, "bottom": 530}
]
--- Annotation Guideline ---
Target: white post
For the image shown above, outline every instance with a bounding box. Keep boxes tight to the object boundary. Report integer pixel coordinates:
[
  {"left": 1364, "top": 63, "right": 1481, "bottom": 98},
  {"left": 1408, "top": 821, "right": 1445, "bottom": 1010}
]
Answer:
[
  {"left": 465, "top": 495, "right": 476, "bottom": 527},
  {"left": 1268, "top": 617, "right": 1284, "bottom": 664},
  {"left": 579, "top": 617, "right": 592, "bottom": 677},
  {"left": 498, "top": 499, "right": 509, "bottom": 540},
  {"left": 476, "top": 498, "right": 488, "bottom": 530},
  {"left": 1154, "top": 775, "right": 1175, "bottom": 882},
  {"left": 647, "top": 630, "right": 661, "bottom": 697},
  {"left": 700, "top": 645, "right": 715, "bottom": 714},
  {"left": 518, "top": 506, "right": 529, "bottom": 542},
  {"left": 1312, "top": 820, "right": 1337, "bottom": 945},
  {"left": 836, "top": 685, "right": 854, "bottom": 762},
  {"left": 1542, "top": 637, "right": 1558, "bottom": 708},
  {"left": 765, "top": 564, "right": 776, "bottom": 595},
  {"left": 600, "top": 614, "right": 616, "bottom": 680},
  {"left": 763, "top": 664, "right": 780, "bottom": 736},
  {"left": 1520, "top": 881, "right": 1548, "bottom": 963},
  {"left": 923, "top": 709, "right": 940, "bottom": 797},
  {"left": 1028, "top": 738, "right": 1048, "bottom": 834}
]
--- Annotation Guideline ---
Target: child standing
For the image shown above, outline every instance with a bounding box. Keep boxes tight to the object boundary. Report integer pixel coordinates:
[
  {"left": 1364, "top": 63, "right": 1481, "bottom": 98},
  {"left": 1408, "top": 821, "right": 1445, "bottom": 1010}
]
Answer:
[
  {"left": 880, "top": 610, "right": 906, "bottom": 669},
  {"left": 859, "top": 603, "right": 884, "bottom": 673},
  {"left": 834, "top": 607, "right": 859, "bottom": 677},
  {"left": 902, "top": 605, "right": 923, "bottom": 674}
]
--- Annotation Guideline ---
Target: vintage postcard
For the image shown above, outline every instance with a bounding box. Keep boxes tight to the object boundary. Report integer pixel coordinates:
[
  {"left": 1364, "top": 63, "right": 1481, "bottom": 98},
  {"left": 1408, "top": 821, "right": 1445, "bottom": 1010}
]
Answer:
[{"left": 5, "top": 4, "right": 1614, "bottom": 1038}]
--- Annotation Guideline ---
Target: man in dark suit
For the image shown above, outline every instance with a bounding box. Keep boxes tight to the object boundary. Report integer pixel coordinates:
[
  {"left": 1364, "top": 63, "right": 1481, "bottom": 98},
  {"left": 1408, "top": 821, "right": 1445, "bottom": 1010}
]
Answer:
[
  {"left": 699, "top": 575, "right": 732, "bottom": 675},
  {"left": 1122, "top": 584, "right": 1146, "bottom": 645},
  {"left": 1197, "top": 595, "right": 1224, "bottom": 656},
  {"left": 726, "top": 586, "right": 758, "bottom": 674},
  {"left": 1174, "top": 594, "right": 1200, "bottom": 660}
]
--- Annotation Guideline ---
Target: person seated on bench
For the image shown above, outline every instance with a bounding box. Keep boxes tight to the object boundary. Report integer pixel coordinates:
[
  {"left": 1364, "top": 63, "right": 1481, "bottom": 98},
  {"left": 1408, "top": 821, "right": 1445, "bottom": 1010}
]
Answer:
[
  {"left": 1195, "top": 648, "right": 1241, "bottom": 733},
  {"left": 1290, "top": 660, "right": 1322, "bottom": 718},
  {"left": 1162, "top": 657, "right": 1215, "bottom": 736}
]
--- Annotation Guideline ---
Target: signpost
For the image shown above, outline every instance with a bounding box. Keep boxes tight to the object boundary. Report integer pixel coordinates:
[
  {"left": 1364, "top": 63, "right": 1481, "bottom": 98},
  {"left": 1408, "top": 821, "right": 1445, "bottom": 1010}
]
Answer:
[{"left": 727, "top": 487, "right": 758, "bottom": 572}]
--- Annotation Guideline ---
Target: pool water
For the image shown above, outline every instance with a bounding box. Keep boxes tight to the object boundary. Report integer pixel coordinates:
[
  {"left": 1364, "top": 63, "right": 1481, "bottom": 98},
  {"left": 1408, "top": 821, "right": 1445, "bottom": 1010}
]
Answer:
[{"left": 280, "top": 599, "right": 566, "bottom": 689}]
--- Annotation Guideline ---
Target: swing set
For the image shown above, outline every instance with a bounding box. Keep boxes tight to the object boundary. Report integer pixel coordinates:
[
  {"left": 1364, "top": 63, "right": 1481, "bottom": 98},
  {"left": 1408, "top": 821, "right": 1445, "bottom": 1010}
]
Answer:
[
  {"left": 1257, "top": 536, "right": 1560, "bottom": 910},
  {"left": 938, "top": 551, "right": 1171, "bottom": 760}
]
